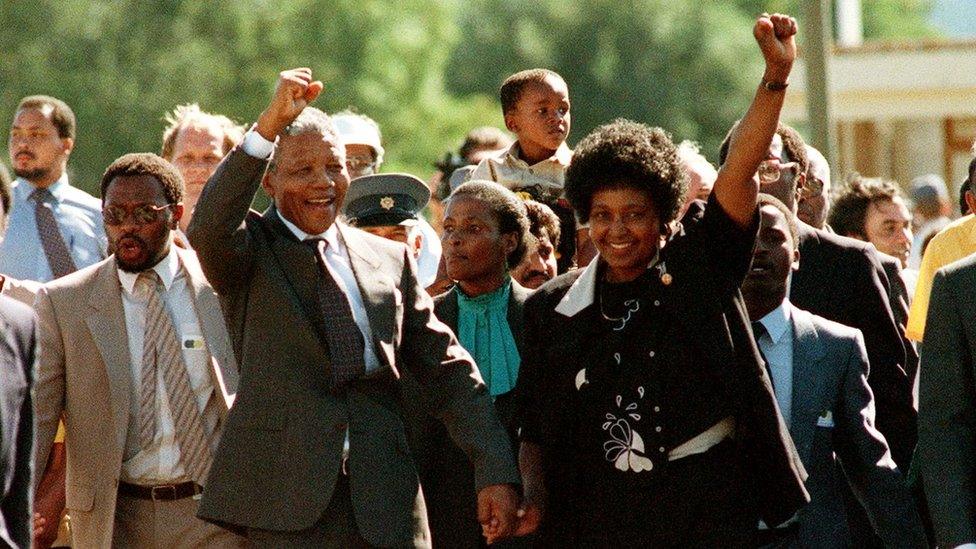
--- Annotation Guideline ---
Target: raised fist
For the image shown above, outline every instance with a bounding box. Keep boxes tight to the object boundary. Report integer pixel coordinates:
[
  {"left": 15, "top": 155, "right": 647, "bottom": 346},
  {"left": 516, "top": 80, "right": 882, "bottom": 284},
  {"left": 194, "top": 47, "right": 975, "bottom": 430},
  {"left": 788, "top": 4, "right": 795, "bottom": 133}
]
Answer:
[
  {"left": 255, "top": 68, "right": 324, "bottom": 141},
  {"left": 754, "top": 13, "right": 797, "bottom": 82}
]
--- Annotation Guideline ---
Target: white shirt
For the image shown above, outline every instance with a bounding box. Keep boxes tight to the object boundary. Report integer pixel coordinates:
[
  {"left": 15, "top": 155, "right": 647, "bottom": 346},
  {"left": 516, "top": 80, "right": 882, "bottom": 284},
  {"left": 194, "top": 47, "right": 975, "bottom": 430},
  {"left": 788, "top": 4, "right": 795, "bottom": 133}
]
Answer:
[
  {"left": 755, "top": 301, "right": 794, "bottom": 428},
  {"left": 118, "top": 246, "right": 216, "bottom": 483}
]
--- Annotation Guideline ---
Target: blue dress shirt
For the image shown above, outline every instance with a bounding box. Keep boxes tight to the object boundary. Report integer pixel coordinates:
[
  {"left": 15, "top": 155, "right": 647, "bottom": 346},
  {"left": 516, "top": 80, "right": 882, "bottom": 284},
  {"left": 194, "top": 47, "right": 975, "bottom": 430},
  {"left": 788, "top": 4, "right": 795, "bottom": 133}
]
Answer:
[{"left": 0, "top": 175, "right": 106, "bottom": 282}]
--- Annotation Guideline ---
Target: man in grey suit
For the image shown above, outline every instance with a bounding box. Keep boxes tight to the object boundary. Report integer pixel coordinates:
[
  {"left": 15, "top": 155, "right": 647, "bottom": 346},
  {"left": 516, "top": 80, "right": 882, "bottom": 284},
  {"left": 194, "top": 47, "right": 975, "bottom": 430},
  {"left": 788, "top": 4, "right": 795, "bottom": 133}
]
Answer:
[
  {"left": 743, "top": 195, "right": 925, "bottom": 547},
  {"left": 0, "top": 295, "right": 36, "bottom": 548},
  {"left": 188, "top": 68, "right": 521, "bottom": 546},
  {"left": 919, "top": 252, "right": 976, "bottom": 548}
]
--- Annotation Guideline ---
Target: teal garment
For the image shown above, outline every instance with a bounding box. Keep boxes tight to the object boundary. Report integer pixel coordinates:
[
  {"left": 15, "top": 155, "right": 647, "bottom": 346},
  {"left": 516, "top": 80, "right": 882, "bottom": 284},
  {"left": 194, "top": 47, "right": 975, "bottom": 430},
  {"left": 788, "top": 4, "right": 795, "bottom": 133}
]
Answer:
[{"left": 456, "top": 280, "right": 521, "bottom": 397}]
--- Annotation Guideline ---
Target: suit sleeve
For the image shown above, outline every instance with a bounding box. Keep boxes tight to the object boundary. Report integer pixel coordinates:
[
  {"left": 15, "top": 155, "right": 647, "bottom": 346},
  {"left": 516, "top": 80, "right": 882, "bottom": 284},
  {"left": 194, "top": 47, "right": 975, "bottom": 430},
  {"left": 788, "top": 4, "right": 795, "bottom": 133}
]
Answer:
[
  {"left": 5, "top": 310, "right": 36, "bottom": 547},
  {"left": 186, "top": 147, "right": 267, "bottom": 295},
  {"left": 852, "top": 247, "right": 917, "bottom": 469},
  {"left": 833, "top": 330, "right": 926, "bottom": 548},
  {"left": 398, "top": 248, "right": 520, "bottom": 491},
  {"left": 31, "top": 288, "right": 65, "bottom": 499},
  {"left": 919, "top": 269, "right": 976, "bottom": 547}
]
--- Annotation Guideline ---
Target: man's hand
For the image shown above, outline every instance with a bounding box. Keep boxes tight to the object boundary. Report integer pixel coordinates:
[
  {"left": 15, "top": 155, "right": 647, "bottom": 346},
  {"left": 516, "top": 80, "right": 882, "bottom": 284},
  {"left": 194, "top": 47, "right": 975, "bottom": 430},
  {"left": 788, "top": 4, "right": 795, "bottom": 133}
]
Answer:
[
  {"left": 477, "top": 483, "right": 519, "bottom": 544},
  {"left": 514, "top": 500, "right": 542, "bottom": 536},
  {"left": 255, "top": 68, "right": 324, "bottom": 141},
  {"left": 754, "top": 13, "right": 797, "bottom": 83}
]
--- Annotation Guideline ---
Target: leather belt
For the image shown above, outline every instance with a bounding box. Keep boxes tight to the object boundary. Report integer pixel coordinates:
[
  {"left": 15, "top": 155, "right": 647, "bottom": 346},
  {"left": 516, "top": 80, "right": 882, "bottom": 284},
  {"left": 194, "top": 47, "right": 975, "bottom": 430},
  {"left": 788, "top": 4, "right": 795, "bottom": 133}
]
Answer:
[
  {"left": 118, "top": 480, "right": 202, "bottom": 501},
  {"left": 668, "top": 416, "right": 736, "bottom": 461}
]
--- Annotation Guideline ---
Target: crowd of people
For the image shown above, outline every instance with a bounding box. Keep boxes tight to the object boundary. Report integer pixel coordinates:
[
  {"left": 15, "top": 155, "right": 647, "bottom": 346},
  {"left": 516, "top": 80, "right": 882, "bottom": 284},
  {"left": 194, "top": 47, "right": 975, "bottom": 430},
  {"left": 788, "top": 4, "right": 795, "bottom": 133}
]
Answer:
[{"left": 2, "top": 10, "right": 976, "bottom": 549}]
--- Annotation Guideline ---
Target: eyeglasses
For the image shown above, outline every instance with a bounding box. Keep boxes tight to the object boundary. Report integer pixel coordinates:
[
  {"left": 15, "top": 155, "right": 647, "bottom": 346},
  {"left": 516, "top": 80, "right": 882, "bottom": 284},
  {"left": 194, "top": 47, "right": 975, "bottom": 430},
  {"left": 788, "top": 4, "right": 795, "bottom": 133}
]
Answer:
[
  {"left": 799, "top": 176, "right": 825, "bottom": 198},
  {"left": 346, "top": 155, "right": 377, "bottom": 174},
  {"left": 103, "top": 203, "right": 175, "bottom": 226},
  {"left": 757, "top": 159, "right": 800, "bottom": 185}
]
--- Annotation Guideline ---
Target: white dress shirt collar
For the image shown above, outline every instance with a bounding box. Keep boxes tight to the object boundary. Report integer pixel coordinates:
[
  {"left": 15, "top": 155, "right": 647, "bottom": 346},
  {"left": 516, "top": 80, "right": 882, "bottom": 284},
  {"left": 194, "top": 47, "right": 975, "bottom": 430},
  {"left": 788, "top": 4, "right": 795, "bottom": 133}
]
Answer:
[
  {"left": 14, "top": 171, "right": 70, "bottom": 202},
  {"left": 118, "top": 245, "right": 180, "bottom": 295},
  {"left": 276, "top": 210, "right": 341, "bottom": 250},
  {"left": 757, "top": 299, "right": 792, "bottom": 345}
]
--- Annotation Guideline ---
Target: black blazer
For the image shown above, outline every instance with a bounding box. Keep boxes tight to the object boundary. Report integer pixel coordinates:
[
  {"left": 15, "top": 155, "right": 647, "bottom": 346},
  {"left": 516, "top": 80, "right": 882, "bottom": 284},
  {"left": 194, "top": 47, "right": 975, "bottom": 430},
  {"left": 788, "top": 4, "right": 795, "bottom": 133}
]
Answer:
[
  {"left": 406, "top": 281, "right": 531, "bottom": 549},
  {"left": 0, "top": 296, "right": 35, "bottom": 548},
  {"left": 791, "top": 223, "right": 917, "bottom": 469}
]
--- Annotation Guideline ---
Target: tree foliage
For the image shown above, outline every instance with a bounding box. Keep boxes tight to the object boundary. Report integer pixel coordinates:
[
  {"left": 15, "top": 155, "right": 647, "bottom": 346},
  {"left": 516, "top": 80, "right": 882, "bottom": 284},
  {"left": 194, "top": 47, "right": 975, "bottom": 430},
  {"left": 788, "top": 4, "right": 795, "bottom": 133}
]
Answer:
[{"left": 0, "top": 0, "right": 937, "bottom": 196}]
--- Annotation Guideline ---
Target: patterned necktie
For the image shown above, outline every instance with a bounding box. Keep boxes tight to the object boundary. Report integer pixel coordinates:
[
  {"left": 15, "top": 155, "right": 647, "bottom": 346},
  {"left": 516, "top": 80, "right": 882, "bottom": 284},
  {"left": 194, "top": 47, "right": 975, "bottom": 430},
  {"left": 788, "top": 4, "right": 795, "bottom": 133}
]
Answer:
[
  {"left": 136, "top": 270, "right": 214, "bottom": 484},
  {"left": 305, "top": 238, "right": 367, "bottom": 390},
  {"left": 751, "top": 321, "right": 775, "bottom": 391},
  {"left": 30, "top": 188, "right": 77, "bottom": 278}
]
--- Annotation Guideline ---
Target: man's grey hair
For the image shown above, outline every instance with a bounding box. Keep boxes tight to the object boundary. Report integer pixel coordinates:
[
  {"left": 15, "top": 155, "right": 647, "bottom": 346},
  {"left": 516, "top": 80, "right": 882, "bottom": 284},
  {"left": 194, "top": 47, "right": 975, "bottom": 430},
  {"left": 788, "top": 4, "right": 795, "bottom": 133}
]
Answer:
[{"left": 268, "top": 107, "right": 343, "bottom": 171}]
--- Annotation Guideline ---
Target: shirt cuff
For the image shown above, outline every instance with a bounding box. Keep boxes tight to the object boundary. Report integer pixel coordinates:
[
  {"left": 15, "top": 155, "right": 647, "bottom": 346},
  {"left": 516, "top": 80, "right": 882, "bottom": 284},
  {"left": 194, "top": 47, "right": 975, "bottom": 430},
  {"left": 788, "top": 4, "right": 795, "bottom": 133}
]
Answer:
[{"left": 241, "top": 129, "right": 275, "bottom": 159}]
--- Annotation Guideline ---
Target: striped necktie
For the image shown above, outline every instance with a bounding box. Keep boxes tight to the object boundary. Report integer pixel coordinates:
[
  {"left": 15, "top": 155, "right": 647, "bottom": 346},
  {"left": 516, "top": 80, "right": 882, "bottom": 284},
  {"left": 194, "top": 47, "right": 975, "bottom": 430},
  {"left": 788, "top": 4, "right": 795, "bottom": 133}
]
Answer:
[
  {"left": 136, "top": 270, "right": 215, "bottom": 484},
  {"left": 751, "top": 320, "right": 775, "bottom": 391},
  {"left": 30, "top": 188, "right": 77, "bottom": 278}
]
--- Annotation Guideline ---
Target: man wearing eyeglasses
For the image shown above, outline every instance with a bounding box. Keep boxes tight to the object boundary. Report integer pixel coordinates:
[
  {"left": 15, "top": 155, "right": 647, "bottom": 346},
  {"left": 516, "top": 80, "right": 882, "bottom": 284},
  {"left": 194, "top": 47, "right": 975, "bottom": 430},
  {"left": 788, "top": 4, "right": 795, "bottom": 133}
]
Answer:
[
  {"left": 720, "top": 123, "right": 921, "bottom": 545},
  {"left": 31, "top": 153, "right": 246, "bottom": 547}
]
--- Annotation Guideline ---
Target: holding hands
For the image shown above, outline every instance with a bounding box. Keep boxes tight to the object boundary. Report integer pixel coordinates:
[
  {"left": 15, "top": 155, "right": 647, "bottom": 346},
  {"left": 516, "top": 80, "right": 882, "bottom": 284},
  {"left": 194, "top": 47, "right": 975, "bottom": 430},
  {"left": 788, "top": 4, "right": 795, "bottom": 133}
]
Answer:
[
  {"left": 255, "top": 67, "right": 324, "bottom": 141},
  {"left": 754, "top": 13, "right": 798, "bottom": 84}
]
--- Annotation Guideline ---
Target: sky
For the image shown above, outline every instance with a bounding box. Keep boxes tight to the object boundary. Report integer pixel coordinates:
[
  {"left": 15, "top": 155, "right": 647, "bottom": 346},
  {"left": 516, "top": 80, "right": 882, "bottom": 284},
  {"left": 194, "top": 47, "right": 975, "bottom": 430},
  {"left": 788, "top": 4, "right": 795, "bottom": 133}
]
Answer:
[{"left": 930, "top": 0, "right": 976, "bottom": 37}]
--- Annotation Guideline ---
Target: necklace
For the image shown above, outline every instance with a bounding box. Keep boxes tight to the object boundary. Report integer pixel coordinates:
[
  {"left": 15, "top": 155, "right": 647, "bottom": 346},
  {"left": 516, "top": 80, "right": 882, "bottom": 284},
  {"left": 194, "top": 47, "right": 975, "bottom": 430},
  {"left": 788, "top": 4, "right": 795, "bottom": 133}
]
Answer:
[{"left": 600, "top": 297, "right": 640, "bottom": 331}]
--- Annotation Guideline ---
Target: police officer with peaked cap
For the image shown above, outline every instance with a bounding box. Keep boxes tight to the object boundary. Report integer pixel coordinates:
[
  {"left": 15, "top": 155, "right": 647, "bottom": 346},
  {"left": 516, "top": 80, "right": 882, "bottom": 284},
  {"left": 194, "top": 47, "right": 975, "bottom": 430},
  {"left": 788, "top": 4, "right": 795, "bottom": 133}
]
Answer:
[{"left": 342, "top": 173, "right": 430, "bottom": 258}]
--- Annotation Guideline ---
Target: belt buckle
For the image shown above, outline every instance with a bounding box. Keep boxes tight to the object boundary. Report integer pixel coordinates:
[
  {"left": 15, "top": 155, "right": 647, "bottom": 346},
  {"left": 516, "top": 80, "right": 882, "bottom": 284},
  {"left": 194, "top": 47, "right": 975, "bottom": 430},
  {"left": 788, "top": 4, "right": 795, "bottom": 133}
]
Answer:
[{"left": 150, "top": 484, "right": 178, "bottom": 501}]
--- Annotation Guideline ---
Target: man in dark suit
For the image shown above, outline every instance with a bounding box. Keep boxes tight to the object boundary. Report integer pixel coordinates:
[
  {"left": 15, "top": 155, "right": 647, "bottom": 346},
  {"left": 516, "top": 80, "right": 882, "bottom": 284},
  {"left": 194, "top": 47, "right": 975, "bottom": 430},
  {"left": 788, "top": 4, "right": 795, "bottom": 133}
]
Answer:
[
  {"left": 188, "top": 68, "right": 520, "bottom": 546},
  {"left": 918, "top": 253, "right": 976, "bottom": 548},
  {"left": 743, "top": 195, "right": 925, "bottom": 547},
  {"left": 720, "top": 126, "right": 916, "bottom": 470},
  {"left": 0, "top": 295, "right": 36, "bottom": 548}
]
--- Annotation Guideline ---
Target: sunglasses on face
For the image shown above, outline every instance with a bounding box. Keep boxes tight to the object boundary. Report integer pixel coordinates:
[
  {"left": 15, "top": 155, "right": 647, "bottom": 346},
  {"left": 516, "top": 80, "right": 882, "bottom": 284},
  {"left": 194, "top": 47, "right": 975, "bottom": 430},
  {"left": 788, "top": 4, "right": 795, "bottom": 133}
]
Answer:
[
  {"left": 102, "top": 203, "right": 175, "bottom": 226},
  {"left": 757, "top": 159, "right": 800, "bottom": 185}
]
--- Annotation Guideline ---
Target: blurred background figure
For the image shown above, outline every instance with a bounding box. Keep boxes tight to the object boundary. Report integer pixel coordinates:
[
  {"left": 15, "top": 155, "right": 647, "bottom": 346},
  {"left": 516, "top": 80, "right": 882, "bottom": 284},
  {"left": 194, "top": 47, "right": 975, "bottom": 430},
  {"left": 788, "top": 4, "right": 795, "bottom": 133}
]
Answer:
[
  {"left": 335, "top": 110, "right": 442, "bottom": 287},
  {"left": 830, "top": 176, "right": 917, "bottom": 294},
  {"left": 511, "top": 199, "right": 560, "bottom": 290},
  {"left": 676, "top": 140, "right": 716, "bottom": 217},
  {"left": 160, "top": 104, "right": 245, "bottom": 236},
  {"left": 436, "top": 126, "right": 513, "bottom": 197},
  {"left": 0, "top": 95, "right": 106, "bottom": 282},
  {"left": 798, "top": 145, "right": 831, "bottom": 231},
  {"left": 908, "top": 174, "right": 951, "bottom": 269}
]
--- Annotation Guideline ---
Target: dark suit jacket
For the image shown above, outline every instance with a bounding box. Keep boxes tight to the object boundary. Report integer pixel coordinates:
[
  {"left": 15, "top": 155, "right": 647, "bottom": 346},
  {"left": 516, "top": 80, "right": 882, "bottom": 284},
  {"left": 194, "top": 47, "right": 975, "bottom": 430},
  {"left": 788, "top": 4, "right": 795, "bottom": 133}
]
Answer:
[
  {"left": 0, "top": 296, "right": 35, "bottom": 548},
  {"left": 188, "top": 147, "right": 519, "bottom": 547},
  {"left": 791, "top": 222, "right": 917, "bottom": 469},
  {"left": 918, "top": 253, "right": 976, "bottom": 548},
  {"left": 785, "top": 305, "right": 925, "bottom": 548},
  {"left": 408, "top": 282, "right": 530, "bottom": 548}
]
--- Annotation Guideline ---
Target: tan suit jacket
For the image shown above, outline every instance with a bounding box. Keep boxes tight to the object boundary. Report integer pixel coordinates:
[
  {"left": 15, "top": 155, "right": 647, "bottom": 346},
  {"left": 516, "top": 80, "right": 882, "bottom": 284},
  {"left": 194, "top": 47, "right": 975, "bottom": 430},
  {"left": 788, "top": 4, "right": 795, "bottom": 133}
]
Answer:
[{"left": 32, "top": 247, "right": 239, "bottom": 548}]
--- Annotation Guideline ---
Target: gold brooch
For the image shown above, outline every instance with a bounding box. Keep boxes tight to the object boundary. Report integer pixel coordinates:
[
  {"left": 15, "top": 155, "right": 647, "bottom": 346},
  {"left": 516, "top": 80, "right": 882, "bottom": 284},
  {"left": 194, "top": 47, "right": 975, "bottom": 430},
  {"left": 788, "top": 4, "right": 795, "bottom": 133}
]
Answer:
[
  {"left": 380, "top": 196, "right": 395, "bottom": 210},
  {"left": 661, "top": 273, "right": 672, "bottom": 286}
]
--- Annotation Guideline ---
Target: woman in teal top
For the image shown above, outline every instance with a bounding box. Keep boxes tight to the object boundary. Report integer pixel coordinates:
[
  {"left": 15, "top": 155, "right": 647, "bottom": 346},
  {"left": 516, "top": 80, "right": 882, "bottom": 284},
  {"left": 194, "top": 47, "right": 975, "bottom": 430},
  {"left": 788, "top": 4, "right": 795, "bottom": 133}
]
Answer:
[{"left": 415, "top": 180, "right": 533, "bottom": 548}]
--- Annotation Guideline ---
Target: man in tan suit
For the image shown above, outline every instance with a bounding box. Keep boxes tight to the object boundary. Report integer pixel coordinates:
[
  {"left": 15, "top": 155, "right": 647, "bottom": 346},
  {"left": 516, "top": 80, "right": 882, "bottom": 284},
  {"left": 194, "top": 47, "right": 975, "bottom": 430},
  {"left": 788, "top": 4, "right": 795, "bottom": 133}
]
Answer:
[{"left": 33, "top": 153, "right": 245, "bottom": 547}]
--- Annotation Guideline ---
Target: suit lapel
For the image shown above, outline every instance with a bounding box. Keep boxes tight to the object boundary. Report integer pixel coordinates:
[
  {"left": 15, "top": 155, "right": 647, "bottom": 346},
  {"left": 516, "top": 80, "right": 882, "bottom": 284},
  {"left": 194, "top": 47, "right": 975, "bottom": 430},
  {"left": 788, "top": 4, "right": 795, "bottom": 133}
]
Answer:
[
  {"left": 84, "top": 261, "right": 133, "bottom": 453},
  {"left": 789, "top": 306, "right": 827, "bottom": 466},
  {"left": 437, "top": 290, "right": 460, "bottom": 332},
  {"left": 263, "top": 208, "right": 333, "bottom": 344},
  {"left": 176, "top": 247, "right": 238, "bottom": 410}
]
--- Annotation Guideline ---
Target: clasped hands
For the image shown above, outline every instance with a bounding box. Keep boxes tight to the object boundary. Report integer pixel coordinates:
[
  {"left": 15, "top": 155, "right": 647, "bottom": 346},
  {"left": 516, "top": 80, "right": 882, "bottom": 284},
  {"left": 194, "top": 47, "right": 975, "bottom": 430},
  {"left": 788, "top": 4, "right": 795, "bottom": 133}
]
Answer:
[{"left": 477, "top": 484, "right": 541, "bottom": 544}]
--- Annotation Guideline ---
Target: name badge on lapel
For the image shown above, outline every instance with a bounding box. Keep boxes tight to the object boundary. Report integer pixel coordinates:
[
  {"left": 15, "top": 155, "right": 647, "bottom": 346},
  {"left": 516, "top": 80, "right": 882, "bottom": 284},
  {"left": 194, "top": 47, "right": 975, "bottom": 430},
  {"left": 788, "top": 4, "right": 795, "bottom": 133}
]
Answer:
[
  {"left": 182, "top": 335, "right": 205, "bottom": 350},
  {"left": 816, "top": 410, "right": 835, "bottom": 428}
]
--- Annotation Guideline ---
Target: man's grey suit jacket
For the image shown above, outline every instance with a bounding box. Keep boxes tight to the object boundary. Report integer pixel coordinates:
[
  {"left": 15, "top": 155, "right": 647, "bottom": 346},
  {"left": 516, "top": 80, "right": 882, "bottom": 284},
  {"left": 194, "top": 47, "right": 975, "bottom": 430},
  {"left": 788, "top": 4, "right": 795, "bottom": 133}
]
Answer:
[
  {"left": 919, "top": 253, "right": 976, "bottom": 548},
  {"left": 786, "top": 305, "right": 925, "bottom": 547},
  {"left": 0, "top": 296, "right": 35, "bottom": 549},
  {"left": 188, "top": 147, "right": 519, "bottom": 547}
]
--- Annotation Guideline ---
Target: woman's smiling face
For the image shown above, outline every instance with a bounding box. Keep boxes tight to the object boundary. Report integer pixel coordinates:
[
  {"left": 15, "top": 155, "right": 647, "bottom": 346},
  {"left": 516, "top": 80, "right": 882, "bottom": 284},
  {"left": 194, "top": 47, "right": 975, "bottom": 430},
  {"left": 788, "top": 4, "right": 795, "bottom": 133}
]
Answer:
[{"left": 588, "top": 186, "right": 662, "bottom": 283}]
